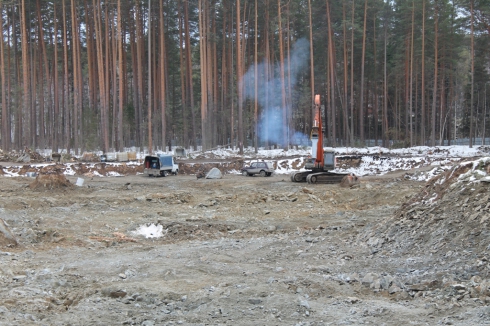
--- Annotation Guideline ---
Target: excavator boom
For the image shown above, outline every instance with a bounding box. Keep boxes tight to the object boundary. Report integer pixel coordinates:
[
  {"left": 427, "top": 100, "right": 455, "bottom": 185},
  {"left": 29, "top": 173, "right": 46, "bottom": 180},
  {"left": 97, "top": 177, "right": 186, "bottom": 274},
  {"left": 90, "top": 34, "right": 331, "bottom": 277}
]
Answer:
[{"left": 311, "top": 94, "right": 324, "bottom": 168}]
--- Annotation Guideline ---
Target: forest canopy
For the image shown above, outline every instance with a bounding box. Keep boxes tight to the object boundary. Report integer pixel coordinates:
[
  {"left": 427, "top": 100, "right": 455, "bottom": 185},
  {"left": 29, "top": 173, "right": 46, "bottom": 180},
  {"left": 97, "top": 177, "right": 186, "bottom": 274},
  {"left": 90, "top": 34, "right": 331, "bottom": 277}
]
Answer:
[{"left": 0, "top": 0, "right": 489, "bottom": 154}]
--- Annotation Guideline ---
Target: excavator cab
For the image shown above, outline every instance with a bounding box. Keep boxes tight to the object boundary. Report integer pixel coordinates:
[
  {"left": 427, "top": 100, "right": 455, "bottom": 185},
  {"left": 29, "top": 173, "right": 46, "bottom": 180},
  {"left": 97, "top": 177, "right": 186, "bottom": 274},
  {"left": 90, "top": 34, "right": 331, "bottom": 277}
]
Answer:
[{"left": 323, "top": 150, "right": 336, "bottom": 171}]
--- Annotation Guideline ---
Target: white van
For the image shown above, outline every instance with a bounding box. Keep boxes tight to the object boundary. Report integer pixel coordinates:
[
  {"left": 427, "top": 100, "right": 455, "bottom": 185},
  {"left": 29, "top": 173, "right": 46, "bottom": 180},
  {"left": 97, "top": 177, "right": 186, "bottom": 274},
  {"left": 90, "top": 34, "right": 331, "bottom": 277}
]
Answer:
[{"left": 143, "top": 155, "right": 179, "bottom": 177}]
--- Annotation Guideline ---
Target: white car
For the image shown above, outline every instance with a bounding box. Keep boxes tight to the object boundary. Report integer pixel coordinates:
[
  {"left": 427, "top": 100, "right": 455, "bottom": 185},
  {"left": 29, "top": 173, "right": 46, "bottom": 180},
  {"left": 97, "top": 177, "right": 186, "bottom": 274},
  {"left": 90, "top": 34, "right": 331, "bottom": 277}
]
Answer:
[{"left": 241, "top": 161, "right": 274, "bottom": 177}]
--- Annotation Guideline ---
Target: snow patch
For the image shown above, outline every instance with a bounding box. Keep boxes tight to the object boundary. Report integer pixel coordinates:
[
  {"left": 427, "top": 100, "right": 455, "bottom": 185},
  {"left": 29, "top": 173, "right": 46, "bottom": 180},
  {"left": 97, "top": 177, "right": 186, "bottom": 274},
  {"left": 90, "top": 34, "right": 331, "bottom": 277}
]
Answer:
[{"left": 132, "top": 224, "right": 165, "bottom": 238}]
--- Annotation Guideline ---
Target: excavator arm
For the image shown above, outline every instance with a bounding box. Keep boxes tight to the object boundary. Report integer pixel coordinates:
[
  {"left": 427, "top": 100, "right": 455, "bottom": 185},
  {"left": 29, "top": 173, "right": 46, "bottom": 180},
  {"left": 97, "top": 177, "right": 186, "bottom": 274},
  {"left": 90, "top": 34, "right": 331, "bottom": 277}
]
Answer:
[
  {"left": 312, "top": 94, "right": 324, "bottom": 168},
  {"left": 308, "top": 94, "right": 324, "bottom": 170}
]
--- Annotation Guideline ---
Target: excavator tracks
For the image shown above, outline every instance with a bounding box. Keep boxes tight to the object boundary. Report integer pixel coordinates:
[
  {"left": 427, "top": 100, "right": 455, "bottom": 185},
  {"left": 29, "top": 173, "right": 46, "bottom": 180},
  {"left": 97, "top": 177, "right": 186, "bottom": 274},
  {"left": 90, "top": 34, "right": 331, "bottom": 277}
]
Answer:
[
  {"left": 290, "top": 171, "right": 309, "bottom": 182},
  {"left": 290, "top": 171, "right": 349, "bottom": 184},
  {"left": 306, "top": 172, "right": 348, "bottom": 184}
]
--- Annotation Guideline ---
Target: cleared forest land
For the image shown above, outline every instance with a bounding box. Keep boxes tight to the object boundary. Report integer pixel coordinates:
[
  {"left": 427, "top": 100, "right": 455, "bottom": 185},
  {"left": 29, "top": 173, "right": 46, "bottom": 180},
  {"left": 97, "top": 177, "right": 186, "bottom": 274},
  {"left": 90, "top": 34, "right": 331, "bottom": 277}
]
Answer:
[{"left": 0, "top": 156, "right": 490, "bottom": 325}]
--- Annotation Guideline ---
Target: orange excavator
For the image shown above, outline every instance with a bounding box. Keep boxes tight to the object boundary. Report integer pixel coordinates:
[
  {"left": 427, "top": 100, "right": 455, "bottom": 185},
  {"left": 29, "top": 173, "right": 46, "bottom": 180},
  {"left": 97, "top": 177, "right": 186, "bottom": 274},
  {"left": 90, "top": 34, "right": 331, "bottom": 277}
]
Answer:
[{"left": 290, "top": 95, "right": 359, "bottom": 185}]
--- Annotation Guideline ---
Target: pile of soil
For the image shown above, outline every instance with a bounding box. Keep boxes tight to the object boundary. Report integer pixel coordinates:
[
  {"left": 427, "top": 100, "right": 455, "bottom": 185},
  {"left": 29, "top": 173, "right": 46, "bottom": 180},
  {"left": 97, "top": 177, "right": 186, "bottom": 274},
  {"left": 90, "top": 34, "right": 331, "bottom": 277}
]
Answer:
[
  {"left": 29, "top": 174, "right": 74, "bottom": 190},
  {"left": 178, "top": 160, "right": 244, "bottom": 175},
  {"left": 72, "top": 162, "right": 143, "bottom": 176}
]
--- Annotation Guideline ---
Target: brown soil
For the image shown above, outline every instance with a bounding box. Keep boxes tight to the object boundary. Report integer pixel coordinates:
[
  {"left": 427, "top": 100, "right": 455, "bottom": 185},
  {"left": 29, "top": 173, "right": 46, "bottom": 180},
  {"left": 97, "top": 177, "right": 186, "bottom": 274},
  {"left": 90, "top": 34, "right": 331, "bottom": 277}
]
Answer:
[{"left": 29, "top": 174, "right": 74, "bottom": 190}]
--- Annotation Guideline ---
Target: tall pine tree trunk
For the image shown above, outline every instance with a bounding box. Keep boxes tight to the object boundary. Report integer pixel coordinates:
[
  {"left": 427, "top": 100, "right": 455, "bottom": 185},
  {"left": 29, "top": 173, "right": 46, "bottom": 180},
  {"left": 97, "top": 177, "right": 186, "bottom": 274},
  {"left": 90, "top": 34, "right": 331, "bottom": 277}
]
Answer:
[
  {"left": 21, "top": 0, "right": 30, "bottom": 148},
  {"left": 254, "top": 0, "right": 258, "bottom": 153},
  {"left": 308, "top": 0, "right": 315, "bottom": 137},
  {"left": 350, "top": 0, "right": 355, "bottom": 144},
  {"left": 421, "top": 0, "right": 426, "bottom": 145},
  {"left": 383, "top": 7, "right": 388, "bottom": 147},
  {"left": 148, "top": 0, "right": 152, "bottom": 153},
  {"left": 159, "top": 0, "right": 167, "bottom": 152},
  {"left": 409, "top": 1, "right": 414, "bottom": 146},
  {"left": 342, "top": 0, "right": 350, "bottom": 145},
  {"left": 469, "top": 0, "right": 474, "bottom": 148},
  {"left": 53, "top": 4, "right": 59, "bottom": 152},
  {"left": 198, "top": 0, "right": 208, "bottom": 150},
  {"left": 278, "top": 0, "right": 287, "bottom": 150},
  {"left": 431, "top": 0, "right": 438, "bottom": 147},
  {"left": 117, "top": 0, "right": 124, "bottom": 150},
  {"left": 71, "top": 0, "right": 82, "bottom": 154},
  {"left": 136, "top": 1, "right": 145, "bottom": 148},
  {"left": 184, "top": 0, "right": 196, "bottom": 148},
  {"left": 359, "top": 0, "right": 368, "bottom": 143},
  {"left": 178, "top": 2, "right": 186, "bottom": 148},
  {"left": 36, "top": 0, "right": 50, "bottom": 149},
  {"left": 0, "top": 4, "right": 10, "bottom": 150},
  {"left": 94, "top": 0, "right": 109, "bottom": 152},
  {"left": 326, "top": 0, "right": 336, "bottom": 146},
  {"left": 63, "top": 0, "right": 71, "bottom": 152},
  {"left": 373, "top": 13, "right": 378, "bottom": 146},
  {"left": 264, "top": 0, "right": 270, "bottom": 147},
  {"left": 236, "top": 0, "right": 244, "bottom": 154}
]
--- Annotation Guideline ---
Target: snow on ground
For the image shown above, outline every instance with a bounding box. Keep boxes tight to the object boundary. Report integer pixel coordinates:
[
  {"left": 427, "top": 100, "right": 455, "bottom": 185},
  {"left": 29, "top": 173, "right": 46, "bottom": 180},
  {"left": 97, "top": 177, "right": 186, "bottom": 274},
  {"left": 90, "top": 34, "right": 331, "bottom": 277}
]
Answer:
[
  {"left": 132, "top": 223, "right": 165, "bottom": 238},
  {"left": 230, "top": 145, "right": 489, "bottom": 179},
  {"left": 3, "top": 170, "right": 20, "bottom": 177},
  {"left": 64, "top": 165, "right": 76, "bottom": 176},
  {"left": 3, "top": 145, "right": 489, "bottom": 182},
  {"left": 186, "top": 144, "right": 489, "bottom": 160}
]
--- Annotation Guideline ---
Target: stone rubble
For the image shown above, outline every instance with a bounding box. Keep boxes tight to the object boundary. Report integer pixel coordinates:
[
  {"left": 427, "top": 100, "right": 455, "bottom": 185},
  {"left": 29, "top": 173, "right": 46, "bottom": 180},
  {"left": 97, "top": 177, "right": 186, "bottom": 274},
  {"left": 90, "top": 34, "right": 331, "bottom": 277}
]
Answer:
[{"left": 357, "top": 157, "right": 490, "bottom": 304}]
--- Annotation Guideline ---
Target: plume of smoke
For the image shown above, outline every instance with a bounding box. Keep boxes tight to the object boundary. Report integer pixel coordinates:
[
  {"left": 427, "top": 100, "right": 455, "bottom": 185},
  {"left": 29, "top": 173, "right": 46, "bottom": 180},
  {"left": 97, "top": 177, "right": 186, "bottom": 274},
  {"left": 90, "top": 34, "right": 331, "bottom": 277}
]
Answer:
[{"left": 240, "top": 38, "right": 310, "bottom": 147}]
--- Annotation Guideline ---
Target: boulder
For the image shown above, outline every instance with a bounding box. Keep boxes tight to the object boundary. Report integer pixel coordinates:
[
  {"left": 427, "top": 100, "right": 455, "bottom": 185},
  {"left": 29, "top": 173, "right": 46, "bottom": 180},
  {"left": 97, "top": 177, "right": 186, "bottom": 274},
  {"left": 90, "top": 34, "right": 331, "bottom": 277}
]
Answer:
[
  {"left": 0, "top": 218, "right": 17, "bottom": 247},
  {"left": 205, "top": 167, "right": 223, "bottom": 179}
]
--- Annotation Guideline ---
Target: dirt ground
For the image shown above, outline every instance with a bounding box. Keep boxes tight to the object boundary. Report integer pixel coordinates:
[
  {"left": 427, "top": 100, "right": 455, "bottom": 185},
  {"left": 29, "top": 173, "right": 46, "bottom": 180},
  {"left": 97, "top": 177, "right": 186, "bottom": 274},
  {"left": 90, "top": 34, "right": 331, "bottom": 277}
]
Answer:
[{"left": 0, "top": 161, "right": 489, "bottom": 326}]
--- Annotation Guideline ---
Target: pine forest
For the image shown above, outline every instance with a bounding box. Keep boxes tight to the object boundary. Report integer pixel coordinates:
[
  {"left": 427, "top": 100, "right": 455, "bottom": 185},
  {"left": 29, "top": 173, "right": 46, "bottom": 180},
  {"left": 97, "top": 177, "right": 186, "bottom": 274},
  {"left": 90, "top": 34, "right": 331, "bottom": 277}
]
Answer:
[{"left": 0, "top": 0, "right": 489, "bottom": 155}]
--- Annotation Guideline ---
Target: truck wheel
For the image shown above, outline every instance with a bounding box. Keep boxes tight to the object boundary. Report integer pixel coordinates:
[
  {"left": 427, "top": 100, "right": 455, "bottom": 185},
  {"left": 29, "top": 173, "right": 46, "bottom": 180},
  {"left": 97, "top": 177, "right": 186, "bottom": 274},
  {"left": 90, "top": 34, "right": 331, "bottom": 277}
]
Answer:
[
  {"left": 161, "top": 171, "right": 169, "bottom": 177},
  {"left": 242, "top": 171, "right": 248, "bottom": 177},
  {"left": 260, "top": 170, "right": 266, "bottom": 177}
]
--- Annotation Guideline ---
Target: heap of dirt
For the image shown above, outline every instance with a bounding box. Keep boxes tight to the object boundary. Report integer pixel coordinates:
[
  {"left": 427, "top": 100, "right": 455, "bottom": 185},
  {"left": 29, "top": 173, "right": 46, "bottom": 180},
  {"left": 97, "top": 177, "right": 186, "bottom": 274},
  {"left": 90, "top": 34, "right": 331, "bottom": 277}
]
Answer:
[
  {"left": 359, "top": 158, "right": 490, "bottom": 275},
  {"left": 178, "top": 160, "right": 244, "bottom": 175},
  {"left": 29, "top": 173, "right": 74, "bottom": 190},
  {"left": 73, "top": 162, "right": 143, "bottom": 176}
]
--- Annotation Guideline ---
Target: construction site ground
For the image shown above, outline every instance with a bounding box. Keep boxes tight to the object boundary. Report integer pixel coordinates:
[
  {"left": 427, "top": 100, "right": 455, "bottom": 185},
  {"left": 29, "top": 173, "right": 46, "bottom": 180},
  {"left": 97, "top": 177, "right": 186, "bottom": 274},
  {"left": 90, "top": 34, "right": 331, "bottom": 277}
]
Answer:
[{"left": 0, "top": 159, "right": 489, "bottom": 326}]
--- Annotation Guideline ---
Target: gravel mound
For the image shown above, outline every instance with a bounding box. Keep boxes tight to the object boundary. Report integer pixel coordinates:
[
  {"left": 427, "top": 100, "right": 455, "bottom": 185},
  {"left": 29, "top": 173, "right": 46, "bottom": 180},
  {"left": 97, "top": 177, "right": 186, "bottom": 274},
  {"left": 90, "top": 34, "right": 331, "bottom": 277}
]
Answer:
[{"left": 360, "top": 157, "right": 490, "bottom": 274}]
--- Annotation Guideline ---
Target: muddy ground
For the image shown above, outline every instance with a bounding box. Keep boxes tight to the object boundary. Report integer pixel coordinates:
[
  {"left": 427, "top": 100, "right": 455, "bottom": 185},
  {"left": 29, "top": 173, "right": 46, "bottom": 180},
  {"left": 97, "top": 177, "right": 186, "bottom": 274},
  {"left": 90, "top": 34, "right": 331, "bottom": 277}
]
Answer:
[{"left": 0, "top": 161, "right": 489, "bottom": 326}]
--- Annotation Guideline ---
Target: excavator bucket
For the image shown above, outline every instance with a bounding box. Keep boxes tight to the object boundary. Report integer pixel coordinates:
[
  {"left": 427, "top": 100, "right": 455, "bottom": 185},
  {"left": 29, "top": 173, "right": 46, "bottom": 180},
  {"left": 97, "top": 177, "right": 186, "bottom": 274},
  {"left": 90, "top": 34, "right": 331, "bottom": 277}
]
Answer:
[{"left": 339, "top": 173, "right": 360, "bottom": 188}]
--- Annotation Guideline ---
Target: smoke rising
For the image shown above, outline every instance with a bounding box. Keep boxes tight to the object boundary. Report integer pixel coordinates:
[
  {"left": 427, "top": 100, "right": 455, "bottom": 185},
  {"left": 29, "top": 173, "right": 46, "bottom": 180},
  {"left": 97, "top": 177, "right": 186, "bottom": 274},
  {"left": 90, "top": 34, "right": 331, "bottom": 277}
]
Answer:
[{"left": 241, "top": 38, "right": 310, "bottom": 147}]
